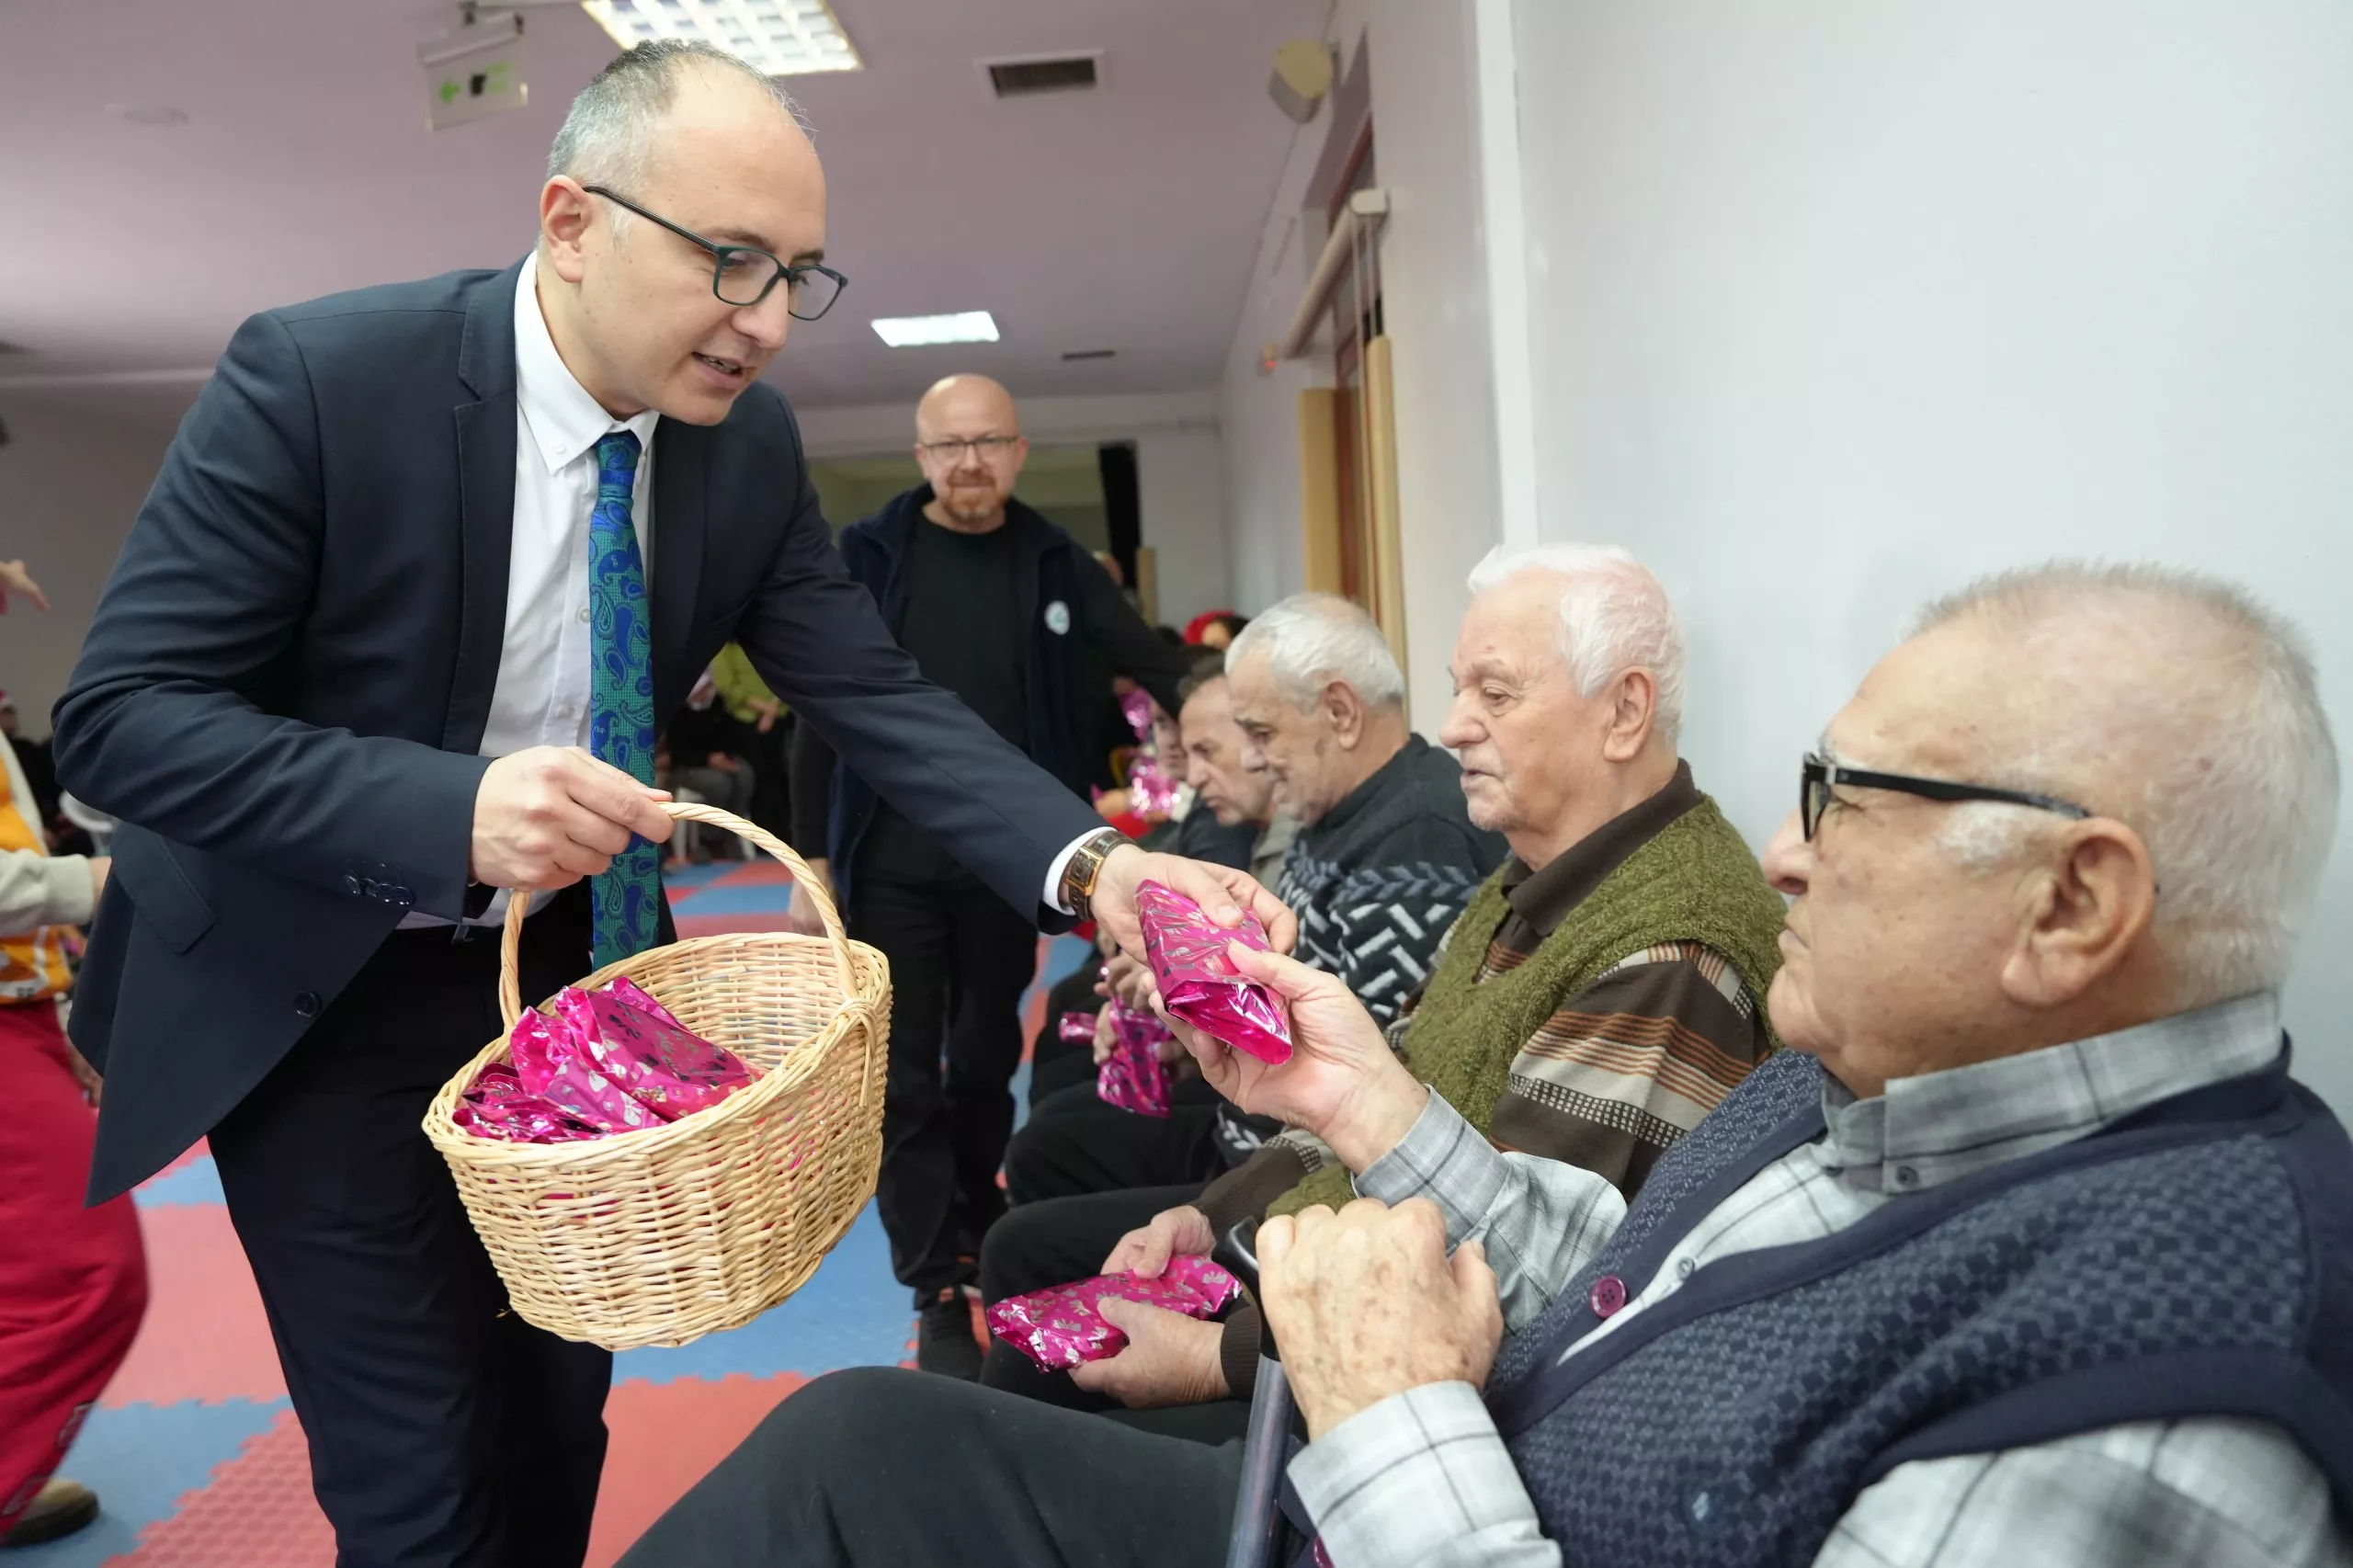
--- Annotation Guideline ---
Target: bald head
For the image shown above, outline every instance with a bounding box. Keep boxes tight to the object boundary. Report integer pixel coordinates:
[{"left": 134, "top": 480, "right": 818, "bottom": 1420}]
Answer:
[{"left": 914, "top": 374, "right": 1029, "bottom": 531}]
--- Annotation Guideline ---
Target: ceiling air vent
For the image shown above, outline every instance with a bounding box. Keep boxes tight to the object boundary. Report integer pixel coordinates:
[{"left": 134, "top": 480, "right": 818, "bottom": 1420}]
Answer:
[
  {"left": 1061, "top": 348, "right": 1116, "bottom": 362},
  {"left": 985, "top": 54, "right": 1099, "bottom": 97}
]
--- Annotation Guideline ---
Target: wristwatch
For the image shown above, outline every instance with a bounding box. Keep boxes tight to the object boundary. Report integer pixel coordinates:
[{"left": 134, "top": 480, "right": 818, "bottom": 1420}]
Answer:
[{"left": 1058, "top": 828, "right": 1130, "bottom": 920}]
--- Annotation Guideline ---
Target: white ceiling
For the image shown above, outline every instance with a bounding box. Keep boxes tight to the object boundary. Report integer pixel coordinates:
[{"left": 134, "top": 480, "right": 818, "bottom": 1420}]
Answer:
[{"left": 0, "top": 0, "right": 1322, "bottom": 425}]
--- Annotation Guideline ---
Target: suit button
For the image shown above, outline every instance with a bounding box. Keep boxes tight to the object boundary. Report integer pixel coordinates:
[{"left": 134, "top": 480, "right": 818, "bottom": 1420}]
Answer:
[
  {"left": 343, "top": 875, "right": 363, "bottom": 897},
  {"left": 293, "top": 991, "right": 321, "bottom": 1018},
  {"left": 1588, "top": 1274, "right": 1628, "bottom": 1318}
]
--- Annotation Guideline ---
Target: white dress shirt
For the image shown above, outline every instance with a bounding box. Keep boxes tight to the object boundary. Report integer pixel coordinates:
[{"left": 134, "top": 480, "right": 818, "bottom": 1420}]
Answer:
[
  {"left": 401, "top": 253, "right": 659, "bottom": 928},
  {"left": 404, "top": 255, "right": 1094, "bottom": 927}
]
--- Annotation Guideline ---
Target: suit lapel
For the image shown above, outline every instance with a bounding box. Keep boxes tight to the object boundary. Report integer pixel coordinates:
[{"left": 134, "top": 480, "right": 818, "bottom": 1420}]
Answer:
[
  {"left": 649, "top": 419, "right": 709, "bottom": 720},
  {"left": 442, "top": 261, "right": 527, "bottom": 753}
]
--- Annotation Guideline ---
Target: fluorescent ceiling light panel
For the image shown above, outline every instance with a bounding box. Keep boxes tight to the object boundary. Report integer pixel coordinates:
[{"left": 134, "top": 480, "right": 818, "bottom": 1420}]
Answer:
[
  {"left": 871, "top": 312, "right": 1001, "bottom": 347},
  {"left": 581, "top": 0, "right": 862, "bottom": 77}
]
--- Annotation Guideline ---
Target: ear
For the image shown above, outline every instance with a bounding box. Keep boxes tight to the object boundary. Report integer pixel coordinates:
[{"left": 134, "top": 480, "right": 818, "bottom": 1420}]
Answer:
[
  {"left": 1599, "top": 668, "right": 1659, "bottom": 763},
  {"left": 540, "top": 178, "right": 597, "bottom": 284},
  {"left": 1324, "top": 681, "right": 1366, "bottom": 748},
  {"left": 1998, "top": 821, "right": 2158, "bottom": 1009}
]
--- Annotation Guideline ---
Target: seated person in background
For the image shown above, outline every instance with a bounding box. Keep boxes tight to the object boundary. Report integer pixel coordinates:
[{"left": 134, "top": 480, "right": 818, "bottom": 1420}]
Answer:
[
  {"left": 1028, "top": 654, "right": 1280, "bottom": 1108},
  {"left": 665, "top": 669, "right": 757, "bottom": 860},
  {"left": 619, "top": 562, "right": 2352, "bottom": 1568},
  {"left": 974, "top": 591, "right": 1506, "bottom": 1400},
  {"left": 708, "top": 642, "right": 793, "bottom": 842},
  {"left": 1020, "top": 653, "right": 1296, "bottom": 1125},
  {"left": 1063, "top": 543, "right": 1789, "bottom": 1427}
]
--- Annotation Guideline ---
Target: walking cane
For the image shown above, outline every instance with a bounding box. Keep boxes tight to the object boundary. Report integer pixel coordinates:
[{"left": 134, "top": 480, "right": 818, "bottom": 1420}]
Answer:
[{"left": 1215, "top": 1218, "right": 1292, "bottom": 1568}]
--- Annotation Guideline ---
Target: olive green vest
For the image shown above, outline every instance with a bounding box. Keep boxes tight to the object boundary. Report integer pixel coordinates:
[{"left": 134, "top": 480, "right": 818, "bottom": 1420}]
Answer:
[{"left": 1268, "top": 795, "right": 1787, "bottom": 1217}]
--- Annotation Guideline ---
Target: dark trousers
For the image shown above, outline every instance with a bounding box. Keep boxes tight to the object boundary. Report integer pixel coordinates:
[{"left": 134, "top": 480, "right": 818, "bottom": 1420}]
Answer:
[
  {"left": 1027, "top": 961, "right": 1105, "bottom": 1108},
  {"left": 617, "top": 1366, "right": 1237, "bottom": 1568},
  {"left": 207, "top": 888, "right": 610, "bottom": 1568},
  {"left": 1005, "top": 1076, "right": 1231, "bottom": 1205},
  {"left": 853, "top": 863, "right": 1040, "bottom": 1301}
]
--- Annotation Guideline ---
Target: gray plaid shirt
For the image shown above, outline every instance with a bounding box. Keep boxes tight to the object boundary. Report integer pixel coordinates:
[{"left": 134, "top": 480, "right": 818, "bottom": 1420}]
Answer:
[{"left": 1288, "top": 992, "right": 2350, "bottom": 1568}]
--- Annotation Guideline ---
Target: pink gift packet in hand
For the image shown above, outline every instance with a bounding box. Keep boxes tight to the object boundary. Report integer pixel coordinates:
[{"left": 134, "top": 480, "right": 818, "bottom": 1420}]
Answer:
[
  {"left": 1095, "top": 1002, "right": 1171, "bottom": 1119},
  {"left": 460, "top": 976, "right": 755, "bottom": 1142},
  {"left": 986, "top": 1255, "right": 1244, "bottom": 1370},
  {"left": 1058, "top": 1010, "right": 1100, "bottom": 1044},
  {"left": 1134, "top": 880, "right": 1293, "bottom": 1064}
]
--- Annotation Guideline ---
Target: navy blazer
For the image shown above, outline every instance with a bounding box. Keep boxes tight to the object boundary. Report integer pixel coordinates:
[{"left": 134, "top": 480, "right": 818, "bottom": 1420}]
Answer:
[{"left": 52, "top": 260, "right": 1105, "bottom": 1201}]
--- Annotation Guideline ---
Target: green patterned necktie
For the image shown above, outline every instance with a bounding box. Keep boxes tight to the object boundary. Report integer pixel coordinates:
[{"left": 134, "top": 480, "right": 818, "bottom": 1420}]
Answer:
[{"left": 587, "top": 430, "right": 661, "bottom": 967}]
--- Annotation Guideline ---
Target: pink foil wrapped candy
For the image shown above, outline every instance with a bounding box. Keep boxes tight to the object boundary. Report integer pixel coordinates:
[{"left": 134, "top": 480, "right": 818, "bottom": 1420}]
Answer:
[
  {"left": 985, "top": 1255, "right": 1244, "bottom": 1370},
  {"left": 1095, "top": 1000, "right": 1172, "bottom": 1118},
  {"left": 454, "top": 1063, "right": 601, "bottom": 1144},
  {"left": 1134, "top": 880, "right": 1293, "bottom": 1064},
  {"left": 552, "top": 982, "right": 753, "bottom": 1119},
  {"left": 506, "top": 1008, "right": 659, "bottom": 1134},
  {"left": 1058, "top": 1010, "right": 1100, "bottom": 1045}
]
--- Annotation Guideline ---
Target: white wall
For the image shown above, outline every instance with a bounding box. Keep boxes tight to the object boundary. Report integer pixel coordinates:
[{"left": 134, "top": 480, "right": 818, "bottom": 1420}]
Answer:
[
  {"left": 797, "top": 390, "right": 1233, "bottom": 626},
  {"left": 1514, "top": 0, "right": 2353, "bottom": 1108},
  {"left": 1214, "top": 0, "right": 1509, "bottom": 731},
  {"left": 1361, "top": 0, "right": 1505, "bottom": 730},
  {"left": 0, "top": 397, "right": 172, "bottom": 733}
]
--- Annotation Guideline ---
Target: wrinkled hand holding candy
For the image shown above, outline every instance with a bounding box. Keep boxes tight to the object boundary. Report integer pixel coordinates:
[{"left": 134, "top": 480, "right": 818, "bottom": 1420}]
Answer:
[
  {"left": 1135, "top": 880, "right": 1293, "bottom": 1064},
  {"left": 461, "top": 977, "right": 756, "bottom": 1141},
  {"left": 1096, "top": 1001, "right": 1172, "bottom": 1119},
  {"left": 985, "top": 1255, "right": 1244, "bottom": 1369}
]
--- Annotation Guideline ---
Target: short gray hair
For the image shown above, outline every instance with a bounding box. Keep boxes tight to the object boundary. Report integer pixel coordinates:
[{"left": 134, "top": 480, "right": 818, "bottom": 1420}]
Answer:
[
  {"left": 1918, "top": 562, "right": 2340, "bottom": 1006},
  {"left": 1226, "top": 593, "right": 1405, "bottom": 711},
  {"left": 548, "top": 40, "right": 808, "bottom": 206},
  {"left": 1466, "top": 543, "right": 1687, "bottom": 744}
]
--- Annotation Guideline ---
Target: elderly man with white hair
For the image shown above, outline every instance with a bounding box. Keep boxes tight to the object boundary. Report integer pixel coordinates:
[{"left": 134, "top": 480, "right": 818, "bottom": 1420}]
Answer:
[
  {"left": 995, "top": 544, "right": 1788, "bottom": 1424},
  {"left": 621, "top": 562, "right": 2353, "bottom": 1568}
]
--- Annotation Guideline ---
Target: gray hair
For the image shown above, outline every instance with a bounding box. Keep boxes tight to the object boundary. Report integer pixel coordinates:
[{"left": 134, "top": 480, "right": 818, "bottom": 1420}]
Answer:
[
  {"left": 1917, "top": 562, "right": 2340, "bottom": 1007},
  {"left": 1226, "top": 593, "right": 1405, "bottom": 711},
  {"left": 1466, "top": 543, "right": 1687, "bottom": 744},
  {"left": 547, "top": 40, "right": 809, "bottom": 211}
]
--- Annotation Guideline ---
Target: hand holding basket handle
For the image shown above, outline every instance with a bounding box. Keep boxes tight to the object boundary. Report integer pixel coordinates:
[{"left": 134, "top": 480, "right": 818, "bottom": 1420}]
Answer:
[
  {"left": 469, "top": 745, "right": 675, "bottom": 890},
  {"left": 497, "top": 799, "right": 856, "bottom": 1029}
]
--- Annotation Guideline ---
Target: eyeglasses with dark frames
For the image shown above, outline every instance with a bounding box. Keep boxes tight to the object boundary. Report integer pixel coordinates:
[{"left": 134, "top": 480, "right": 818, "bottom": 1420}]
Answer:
[
  {"left": 917, "top": 435, "right": 1022, "bottom": 461},
  {"left": 583, "top": 185, "right": 847, "bottom": 320},
  {"left": 1801, "top": 752, "right": 2091, "bottom": 842}
]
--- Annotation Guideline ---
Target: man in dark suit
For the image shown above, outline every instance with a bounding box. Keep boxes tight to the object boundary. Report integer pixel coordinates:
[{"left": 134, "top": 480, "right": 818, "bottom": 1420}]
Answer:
[{"left": 51, "top": 41, "right": 1285, "bottom": 1568}]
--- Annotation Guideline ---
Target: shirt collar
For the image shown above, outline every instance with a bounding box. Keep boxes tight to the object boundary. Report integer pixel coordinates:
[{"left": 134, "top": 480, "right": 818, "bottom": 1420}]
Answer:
[
  {"left": 1497, "top": 760, "right": 1701, "bottom": 939},
  {"left": 1813, "top": 990, "right": 2285, "bottom": 1195},
  {"left": 513, "top": 251, "right": 661, "bottom": 475}
]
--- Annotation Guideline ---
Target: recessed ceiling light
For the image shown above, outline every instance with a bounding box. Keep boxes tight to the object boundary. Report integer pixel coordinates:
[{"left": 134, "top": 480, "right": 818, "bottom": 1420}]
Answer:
[
  {"left": 109, "top": 103, "right": 189, "bottom": 126},
  {"left": 871, "top": 312, "right": 1001, "bottom": 348},
  {"left": 580, "top": 0, "right": 862, "bottom": 78}
]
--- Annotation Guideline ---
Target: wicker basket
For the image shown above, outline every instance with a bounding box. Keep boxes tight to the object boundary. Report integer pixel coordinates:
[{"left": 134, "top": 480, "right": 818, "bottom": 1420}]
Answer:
[{"left": 422, "top": 802, "right": 890, "bottom": 1350}]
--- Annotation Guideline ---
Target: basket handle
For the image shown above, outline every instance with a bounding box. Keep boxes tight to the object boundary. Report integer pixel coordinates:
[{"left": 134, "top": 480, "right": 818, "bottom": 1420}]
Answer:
[{"left": 496, "top": 801, "right": 857, "bottom": 1030}]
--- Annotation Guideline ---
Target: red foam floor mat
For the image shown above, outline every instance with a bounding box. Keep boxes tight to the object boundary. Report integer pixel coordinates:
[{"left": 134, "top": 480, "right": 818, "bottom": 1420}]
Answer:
[
  {"left": 106, "top": 1376, "right": 813, "bottom": 1566},
  {"left": 109, "top": 1408, "right": 332, "bottom": 1566},
  {"left": 105, "top": 1205, "right": 286, "bottom": 1408}
]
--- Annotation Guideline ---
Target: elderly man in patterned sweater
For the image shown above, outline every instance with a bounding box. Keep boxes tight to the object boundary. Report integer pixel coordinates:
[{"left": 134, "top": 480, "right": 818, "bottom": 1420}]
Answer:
[
  {"left": 972, "top": 592, "right": 1502, "bottom": 1398},
  {"left": 620, "top": 562, "right": 2353, "bottom": 1568},
  {"left": 1003, "top": 547, "right": 1790, "bottom": 1425}
]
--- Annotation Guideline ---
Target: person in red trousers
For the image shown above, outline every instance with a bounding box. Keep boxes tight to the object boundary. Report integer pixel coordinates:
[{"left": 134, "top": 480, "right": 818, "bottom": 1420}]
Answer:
[{"left": 0, "top": 699, "right": 146, "bottom": 1548}]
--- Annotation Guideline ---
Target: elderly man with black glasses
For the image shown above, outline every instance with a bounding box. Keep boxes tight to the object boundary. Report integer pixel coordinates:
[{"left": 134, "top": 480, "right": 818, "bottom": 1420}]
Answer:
[{"left": 620, "top": 562, "right": 2353, "bottom": 1568}]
